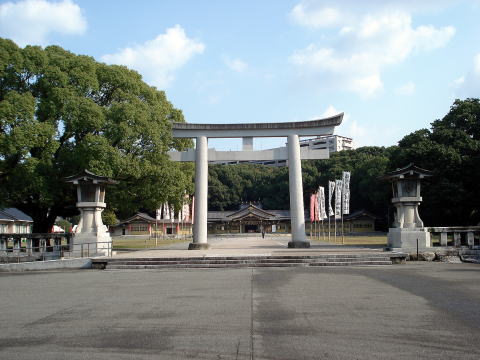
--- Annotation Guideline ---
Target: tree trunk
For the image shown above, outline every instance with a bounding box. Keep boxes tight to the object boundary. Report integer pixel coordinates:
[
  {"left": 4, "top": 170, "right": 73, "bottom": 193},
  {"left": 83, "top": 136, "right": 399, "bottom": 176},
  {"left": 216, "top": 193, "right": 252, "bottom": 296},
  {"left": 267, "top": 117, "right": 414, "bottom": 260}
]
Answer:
[{"left": 22, "top": 206, "right": 58, "bottom": 233}]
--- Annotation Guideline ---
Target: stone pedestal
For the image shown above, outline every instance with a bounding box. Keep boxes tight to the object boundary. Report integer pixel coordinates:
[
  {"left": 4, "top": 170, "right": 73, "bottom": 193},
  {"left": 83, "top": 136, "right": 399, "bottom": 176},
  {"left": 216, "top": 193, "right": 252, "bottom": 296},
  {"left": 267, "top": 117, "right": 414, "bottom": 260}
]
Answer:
[
  {"left": 382, "top": 164, "right": 433, "bottom": 253},
  {"left": 65, "top": 170, "right": 117, "bottom": 257},
  {"left": 73, "top": 203, "right": 112, "bottom": 256},
  {"left": 387, "top": 228, "right": 431, "bottom": 251}
]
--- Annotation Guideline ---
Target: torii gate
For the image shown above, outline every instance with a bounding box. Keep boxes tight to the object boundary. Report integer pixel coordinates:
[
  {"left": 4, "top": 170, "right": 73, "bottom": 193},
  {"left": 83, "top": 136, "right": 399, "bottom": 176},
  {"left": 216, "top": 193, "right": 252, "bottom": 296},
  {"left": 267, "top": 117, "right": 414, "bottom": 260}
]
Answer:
[{"left": 169, "top": 113, "right": 343, "bottom": 250}]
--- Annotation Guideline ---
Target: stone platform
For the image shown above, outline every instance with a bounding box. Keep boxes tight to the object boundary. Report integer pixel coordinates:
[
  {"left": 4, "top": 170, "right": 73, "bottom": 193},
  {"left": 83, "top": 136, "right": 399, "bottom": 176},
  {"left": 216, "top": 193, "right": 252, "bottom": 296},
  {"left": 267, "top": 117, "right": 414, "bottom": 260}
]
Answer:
[{"left": 93, "top": 235, "right": 405, "bottom": 269}]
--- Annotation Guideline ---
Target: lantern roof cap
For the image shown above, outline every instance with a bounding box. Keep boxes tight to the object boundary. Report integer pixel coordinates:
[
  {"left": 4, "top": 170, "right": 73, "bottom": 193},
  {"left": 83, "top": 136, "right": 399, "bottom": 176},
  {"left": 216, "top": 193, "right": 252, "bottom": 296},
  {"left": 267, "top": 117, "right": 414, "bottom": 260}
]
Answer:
[
  {"left": 380, "top": 163, "right": 433, "bottom": 181},
  {"left": 64, "top": 169, "right": 118, "bottom": 185}
]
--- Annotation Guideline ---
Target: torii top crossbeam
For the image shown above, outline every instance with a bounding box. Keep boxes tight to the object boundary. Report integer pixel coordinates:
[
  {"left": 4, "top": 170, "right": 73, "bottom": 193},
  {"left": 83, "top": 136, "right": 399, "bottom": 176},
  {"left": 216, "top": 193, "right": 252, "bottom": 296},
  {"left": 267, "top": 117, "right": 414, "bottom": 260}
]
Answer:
[{"left": 171, "top": 113, "right": 343, "bottom": 138}]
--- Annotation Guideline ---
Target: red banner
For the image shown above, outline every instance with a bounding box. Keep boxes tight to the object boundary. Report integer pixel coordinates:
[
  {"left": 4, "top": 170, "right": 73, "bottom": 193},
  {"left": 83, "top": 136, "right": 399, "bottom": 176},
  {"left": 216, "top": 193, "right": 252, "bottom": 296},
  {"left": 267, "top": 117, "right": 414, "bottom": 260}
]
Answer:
[{"left": 310, "top": 193, "right": 316, "bottom": 222}]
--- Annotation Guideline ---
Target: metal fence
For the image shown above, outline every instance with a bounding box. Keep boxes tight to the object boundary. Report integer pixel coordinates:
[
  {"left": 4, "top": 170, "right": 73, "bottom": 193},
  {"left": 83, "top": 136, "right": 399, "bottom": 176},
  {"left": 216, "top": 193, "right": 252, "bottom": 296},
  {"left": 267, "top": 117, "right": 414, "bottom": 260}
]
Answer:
[{"left": 0, "top": 233, "right": 112, "bottom": 263}]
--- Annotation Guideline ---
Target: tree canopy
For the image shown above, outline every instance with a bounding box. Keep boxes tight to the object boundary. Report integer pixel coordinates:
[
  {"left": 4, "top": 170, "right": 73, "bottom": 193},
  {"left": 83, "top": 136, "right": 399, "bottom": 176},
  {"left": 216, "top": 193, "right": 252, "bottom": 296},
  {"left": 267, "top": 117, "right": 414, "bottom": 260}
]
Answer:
[
  {"left": 391, "top": 98, "right": 480, "bottom": 226},
  {"left": 0, "top": 38, "right": 193, "bottom": 231},
  {"left": 208, "top": 99, "right": 480, "bottom": 228},
  {"left": 1, "top": 38, "right": 478, "bottom": 231}
]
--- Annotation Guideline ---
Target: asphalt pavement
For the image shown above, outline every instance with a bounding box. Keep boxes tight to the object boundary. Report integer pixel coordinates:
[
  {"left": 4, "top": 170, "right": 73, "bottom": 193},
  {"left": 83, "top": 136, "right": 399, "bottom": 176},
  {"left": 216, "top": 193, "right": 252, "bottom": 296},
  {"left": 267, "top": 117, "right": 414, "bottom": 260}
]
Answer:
[{"left": 1, "top": 262, "right": 479, "bottom": 359}]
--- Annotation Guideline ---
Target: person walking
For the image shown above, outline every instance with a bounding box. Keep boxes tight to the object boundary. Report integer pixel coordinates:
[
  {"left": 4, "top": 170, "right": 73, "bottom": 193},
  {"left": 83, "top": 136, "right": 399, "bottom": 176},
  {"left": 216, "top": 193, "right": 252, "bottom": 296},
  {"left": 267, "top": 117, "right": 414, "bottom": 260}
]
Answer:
[{"left": 261, "top": 226, "right": 265, "bottom": 239}]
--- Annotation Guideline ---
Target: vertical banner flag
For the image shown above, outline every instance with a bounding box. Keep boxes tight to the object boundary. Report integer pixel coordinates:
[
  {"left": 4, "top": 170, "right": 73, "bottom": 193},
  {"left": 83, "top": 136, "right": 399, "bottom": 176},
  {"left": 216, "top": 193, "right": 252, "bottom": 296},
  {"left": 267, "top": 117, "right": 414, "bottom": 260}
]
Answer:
[
  {"left": 328, "top": 181, "right": 336, "bottom": 216},
  {"left": 191, "top": 195, "right": 195, "bottom": 224},
  {"left": 310, "top": 194, "right": 315, "bottom": 222},
  {"left": 314, "top": 191, "right": 320, "bottom": 221},
  {"left": 335, "top": 180, "right": 343, "bottom": 219},
  {"left": 342, "top": 171, "right": 351, "bottom": 215},
  {"left": 163, "top": 203, "right": 170, "bottom": 220},
  {"left": 318, "top": 186, "right": 327, "bottom": 220},
  {"left": 182, "top": 203, "right": 189, "bottom": 222}
]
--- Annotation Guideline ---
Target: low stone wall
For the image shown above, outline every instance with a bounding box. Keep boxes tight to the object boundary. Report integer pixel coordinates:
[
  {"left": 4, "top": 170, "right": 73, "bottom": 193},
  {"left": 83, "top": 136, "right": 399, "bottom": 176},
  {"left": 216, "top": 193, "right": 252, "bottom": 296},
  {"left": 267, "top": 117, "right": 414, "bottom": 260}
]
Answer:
[
  {"left": 0, "top": 258, "right": 92, "bottom": 272},
  {"left": 406, "top": 248, "right": 480, "bottom": 263}
]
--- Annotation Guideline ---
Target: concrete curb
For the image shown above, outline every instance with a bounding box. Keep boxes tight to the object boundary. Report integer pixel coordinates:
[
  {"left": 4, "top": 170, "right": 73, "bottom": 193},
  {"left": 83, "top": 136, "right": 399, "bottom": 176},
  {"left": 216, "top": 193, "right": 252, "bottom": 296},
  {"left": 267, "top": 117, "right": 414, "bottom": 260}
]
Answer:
[{"left": 0, "top": 258, "right": 92, "bottom": 272}]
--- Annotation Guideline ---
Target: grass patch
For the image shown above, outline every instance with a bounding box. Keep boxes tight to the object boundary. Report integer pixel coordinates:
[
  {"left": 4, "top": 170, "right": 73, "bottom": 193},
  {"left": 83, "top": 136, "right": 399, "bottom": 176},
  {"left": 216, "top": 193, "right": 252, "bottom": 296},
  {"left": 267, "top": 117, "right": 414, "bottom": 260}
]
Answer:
[
  {"left": 112, "top": 236, "right": 190, "bottom": 249},
  {"left": 311, "top": 235, "right": 388, "bottom": 245}
]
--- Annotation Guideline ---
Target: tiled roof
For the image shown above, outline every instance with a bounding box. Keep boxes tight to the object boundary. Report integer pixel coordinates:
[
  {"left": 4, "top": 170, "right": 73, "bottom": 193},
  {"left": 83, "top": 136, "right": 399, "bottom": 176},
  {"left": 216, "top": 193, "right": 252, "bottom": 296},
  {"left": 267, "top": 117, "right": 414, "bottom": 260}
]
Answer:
[
  {"left": 121, "top": 212, "right": 157, "bottom": 224},
  {"left": 0, "top": 208, "right": 33, "bottom": 222},
  {"left": 208, "top": 206, "right": 291, "bottom": 221}
]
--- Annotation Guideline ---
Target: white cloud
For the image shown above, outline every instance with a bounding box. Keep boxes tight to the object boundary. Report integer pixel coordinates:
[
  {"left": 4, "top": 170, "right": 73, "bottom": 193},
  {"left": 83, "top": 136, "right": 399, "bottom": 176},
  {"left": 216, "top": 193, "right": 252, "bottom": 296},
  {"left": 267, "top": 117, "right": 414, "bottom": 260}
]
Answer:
[
  {"left": 395, "top": 81, "right": 416, "bottom": 95},
  {"left": 453, "top": 76, "right": 465, "bottom": 86},
  {"left": 289, "top": 3, "right": 455, "bottom": 97},
  {"left": 101, "top": 25, "right": 205, "bottom": 89},
  {"left": 321, "top": 105, "right": 341, "bottom": 118},
  {"left": 317, "top": 104, "right": 399, "bottom": 147},
  {"left": 453, "top": 53, "right": 480, "bottom": 97},
  {"left": 224, "top": 57, "right": 248, "bottom": 72},
  {"left": 290, "top": 3, "right": 342, "bottom": 28},
  {"left": 290, "top": 0, "right": 455, "bottom": 27},
  {"left": 0, "top": 0, "right": 86, "bottom": 46},
  {"left": 474, "top": 53, "right": 480, "bottom": 75}
]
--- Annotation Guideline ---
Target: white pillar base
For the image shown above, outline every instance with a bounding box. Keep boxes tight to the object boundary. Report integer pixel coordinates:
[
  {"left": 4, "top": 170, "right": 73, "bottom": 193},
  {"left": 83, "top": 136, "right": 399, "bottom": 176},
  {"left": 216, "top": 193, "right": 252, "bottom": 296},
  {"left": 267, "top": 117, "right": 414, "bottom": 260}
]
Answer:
[
  {"left": 288, "top": 241, "right": 311, "bottom": 248},
  {"left": 188, "top": 243, "right": 210, "bottom": 250}
]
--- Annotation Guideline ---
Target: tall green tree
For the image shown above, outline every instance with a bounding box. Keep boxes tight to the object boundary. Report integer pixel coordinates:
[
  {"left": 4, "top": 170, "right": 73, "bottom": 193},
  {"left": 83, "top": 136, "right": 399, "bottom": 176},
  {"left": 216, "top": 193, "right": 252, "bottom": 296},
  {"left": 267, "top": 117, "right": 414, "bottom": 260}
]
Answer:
[
  {"left": 208, "top": 164, "right": 289, "bottom": 210},
  {"left": 391, "top": 98, "right": 480, "bottom": 226},
  {"left": 304, "top": 146, "right": 393, "bottom": 227},
  {"left": 0, "top": 38, "right": 193, "bottom": 231}
]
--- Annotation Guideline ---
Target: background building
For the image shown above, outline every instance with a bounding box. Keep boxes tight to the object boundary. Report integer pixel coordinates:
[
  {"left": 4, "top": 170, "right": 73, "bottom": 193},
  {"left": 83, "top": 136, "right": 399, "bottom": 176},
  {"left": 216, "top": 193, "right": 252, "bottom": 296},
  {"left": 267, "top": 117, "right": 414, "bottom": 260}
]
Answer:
[
  {"left": 0, "top": 208, "right": 33, "bottom": 234},
  {"left": 299, "top": 135, "right": 353, "bottom": 152},
  {"left": 213, "top": 135, "right": 353, "bottom": 167}
]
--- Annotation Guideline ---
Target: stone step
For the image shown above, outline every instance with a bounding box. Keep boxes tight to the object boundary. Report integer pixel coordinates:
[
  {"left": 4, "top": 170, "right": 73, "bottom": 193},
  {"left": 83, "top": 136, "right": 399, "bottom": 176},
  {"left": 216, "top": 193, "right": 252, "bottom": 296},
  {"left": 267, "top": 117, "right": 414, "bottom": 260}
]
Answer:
[
  {"left": 104, "top": 254, "right": 391, "bottom": 262},
  {"left": 107, "top": 257, "right": 391, "bottom": 266},
  {"left": 106, "top": 260, "right": 392, "bottom": 270},
  {"left": 93, "top": 253, "right": 396, "bottom": 269}
]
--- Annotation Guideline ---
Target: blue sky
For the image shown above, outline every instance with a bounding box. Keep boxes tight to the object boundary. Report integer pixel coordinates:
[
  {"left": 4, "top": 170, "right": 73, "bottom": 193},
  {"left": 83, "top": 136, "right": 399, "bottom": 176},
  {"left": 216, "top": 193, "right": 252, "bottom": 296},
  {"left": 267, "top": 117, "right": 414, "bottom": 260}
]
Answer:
[{"left": 1, "top": 0, "right": 479, "bottom": 151}]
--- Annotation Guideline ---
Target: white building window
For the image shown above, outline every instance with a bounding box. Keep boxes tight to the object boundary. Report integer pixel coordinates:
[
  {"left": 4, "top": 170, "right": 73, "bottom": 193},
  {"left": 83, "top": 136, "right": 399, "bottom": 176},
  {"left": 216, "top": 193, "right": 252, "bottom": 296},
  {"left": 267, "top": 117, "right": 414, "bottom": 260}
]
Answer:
[{"left": 15, "top": 224, "right": 30, "bottom": 233}]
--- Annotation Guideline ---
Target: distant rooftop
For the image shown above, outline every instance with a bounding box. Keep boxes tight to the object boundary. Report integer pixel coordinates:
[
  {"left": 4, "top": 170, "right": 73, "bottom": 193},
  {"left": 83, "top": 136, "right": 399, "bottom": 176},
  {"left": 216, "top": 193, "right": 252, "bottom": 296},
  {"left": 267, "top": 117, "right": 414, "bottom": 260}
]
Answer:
[{"left": 0, "top": 208, "right": 33, "bottom": 222}]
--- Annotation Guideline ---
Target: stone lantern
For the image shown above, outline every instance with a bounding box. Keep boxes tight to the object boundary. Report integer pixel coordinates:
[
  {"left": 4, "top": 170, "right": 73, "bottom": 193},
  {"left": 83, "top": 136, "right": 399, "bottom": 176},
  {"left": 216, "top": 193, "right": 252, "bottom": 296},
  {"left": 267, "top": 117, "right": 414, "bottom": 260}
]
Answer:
[
  {"left": 65, "top": 170, "right": 117, "bottom": 255},
  {"left": 381, "top": 164, "right": 432, "bottom": 250}
]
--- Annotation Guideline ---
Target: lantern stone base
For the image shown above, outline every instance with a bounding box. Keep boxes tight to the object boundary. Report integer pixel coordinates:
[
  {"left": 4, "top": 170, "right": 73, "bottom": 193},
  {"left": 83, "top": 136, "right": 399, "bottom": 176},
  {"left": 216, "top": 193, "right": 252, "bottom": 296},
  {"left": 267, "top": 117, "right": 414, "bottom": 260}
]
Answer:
[
  {"left": 72, "top": 231, "right": 112, "bottom": 257},
  {"left": 387, "top": 228, "right": 431, "bottom": 251}
]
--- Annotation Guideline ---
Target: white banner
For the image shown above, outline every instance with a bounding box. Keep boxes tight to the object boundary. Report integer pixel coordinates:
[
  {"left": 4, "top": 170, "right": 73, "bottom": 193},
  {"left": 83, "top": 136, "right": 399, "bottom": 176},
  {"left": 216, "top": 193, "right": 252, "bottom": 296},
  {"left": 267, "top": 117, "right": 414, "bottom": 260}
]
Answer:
[
  {"left": 163, "top": 202, "right": 170, "bottom": 220},
  {"left": 335, "top": 180, "right": 343, "bottom": 219},
  {"left": 328, "top": 181, "right": 336, "bottom": 216},
  {"left": 318, "top": 186, "right": 327, "bottom": 220},
  {"left": 182, "top": 202, "right": 190, "bottom": 221},
  {"left": 342, "top": 171, "right": 351, "bottom": 215}
]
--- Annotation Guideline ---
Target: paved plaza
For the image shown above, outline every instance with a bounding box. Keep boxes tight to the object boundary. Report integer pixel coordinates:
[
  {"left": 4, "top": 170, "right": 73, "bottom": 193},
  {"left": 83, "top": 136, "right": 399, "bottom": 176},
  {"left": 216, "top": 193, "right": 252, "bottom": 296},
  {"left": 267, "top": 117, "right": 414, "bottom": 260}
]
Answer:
[
  {"left": 1, "top": 260, "right": 479, "bottom": 359},
  {"left": 112, "top": 234, "right": 386, "bottom": 258}
]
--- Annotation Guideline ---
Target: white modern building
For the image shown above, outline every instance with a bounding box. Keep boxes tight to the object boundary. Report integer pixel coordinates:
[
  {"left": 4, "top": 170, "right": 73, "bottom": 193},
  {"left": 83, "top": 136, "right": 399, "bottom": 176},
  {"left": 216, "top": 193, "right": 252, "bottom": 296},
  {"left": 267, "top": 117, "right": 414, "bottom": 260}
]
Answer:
[
  {"left": 212, "top": 134, "right": 353, "bottom": 167},
  {"left": 299, "top": 134, "right": 353, "bottom": 152}
]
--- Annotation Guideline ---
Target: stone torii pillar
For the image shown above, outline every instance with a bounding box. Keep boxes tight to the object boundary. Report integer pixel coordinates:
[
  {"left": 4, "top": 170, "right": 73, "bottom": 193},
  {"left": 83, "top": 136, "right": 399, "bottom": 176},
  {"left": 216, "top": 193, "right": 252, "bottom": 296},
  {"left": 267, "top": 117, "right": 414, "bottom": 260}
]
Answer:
[
  {"left": 287, "top": 134, "right": 309, "bottom": 247},
  {"left": 169, "top": 114, "right": 343, "bottom": 249},
  {"left": 189, "top": 136, "right": 209, "bottom": 249}
]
